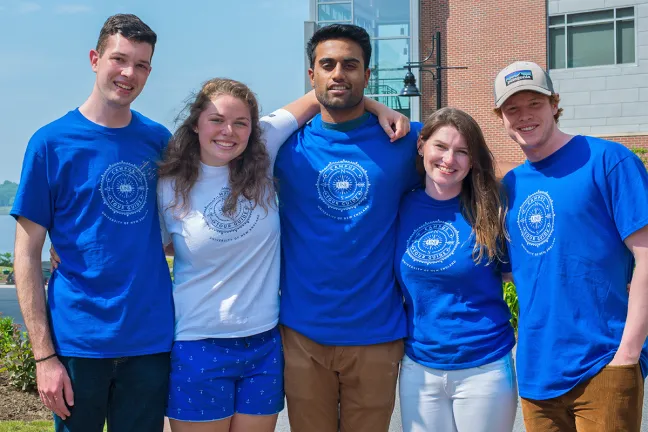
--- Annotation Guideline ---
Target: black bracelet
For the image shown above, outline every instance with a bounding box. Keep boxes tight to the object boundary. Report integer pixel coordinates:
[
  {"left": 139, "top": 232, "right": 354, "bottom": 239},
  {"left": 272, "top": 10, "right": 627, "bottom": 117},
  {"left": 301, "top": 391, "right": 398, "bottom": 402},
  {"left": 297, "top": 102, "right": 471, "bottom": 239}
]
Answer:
[{"left": 34, "top": 353, "right": 57, "bottom": 363}]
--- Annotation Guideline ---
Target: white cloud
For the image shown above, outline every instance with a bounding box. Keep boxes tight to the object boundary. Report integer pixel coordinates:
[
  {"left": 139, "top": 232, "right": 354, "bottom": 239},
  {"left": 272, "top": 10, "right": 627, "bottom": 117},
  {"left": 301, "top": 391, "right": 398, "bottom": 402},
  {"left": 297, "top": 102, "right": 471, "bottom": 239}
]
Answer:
[
  {"left": 55, "top": 4, "right": 92, "bottom": 14},
  {"left": 17, "top": 2, "right": 41, "bottom": 13}
]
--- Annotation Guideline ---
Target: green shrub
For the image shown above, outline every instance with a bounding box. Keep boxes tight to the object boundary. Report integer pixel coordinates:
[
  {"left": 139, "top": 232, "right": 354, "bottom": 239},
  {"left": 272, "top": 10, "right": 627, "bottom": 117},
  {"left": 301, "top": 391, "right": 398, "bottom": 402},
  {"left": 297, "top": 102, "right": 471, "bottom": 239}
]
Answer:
[
  {"left": 631, "top": 147, "right": 648, "bottom": 168},
  {"left": 0, "top": 313, "right": 18, "bottom": 358},
  {"left": 0, "top": 314, "right": 36, "bottom": 391},
  {"left": 3, "top": 333, "right": 36, "bottom": 391},
  {"left": 503, "top": 282, "right": 519, "bottom": 334}
]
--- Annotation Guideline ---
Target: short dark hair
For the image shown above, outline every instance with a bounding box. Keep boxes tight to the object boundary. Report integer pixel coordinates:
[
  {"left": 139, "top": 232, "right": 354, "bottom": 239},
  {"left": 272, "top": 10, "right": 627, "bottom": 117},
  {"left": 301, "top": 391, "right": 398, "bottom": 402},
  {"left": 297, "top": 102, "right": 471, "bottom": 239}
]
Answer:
[
  {"left": 307, "top": 24, "right": 371, "bottom": 69},
  {"left": 96, "top": 14, "right": 157, "bottom": 57}
]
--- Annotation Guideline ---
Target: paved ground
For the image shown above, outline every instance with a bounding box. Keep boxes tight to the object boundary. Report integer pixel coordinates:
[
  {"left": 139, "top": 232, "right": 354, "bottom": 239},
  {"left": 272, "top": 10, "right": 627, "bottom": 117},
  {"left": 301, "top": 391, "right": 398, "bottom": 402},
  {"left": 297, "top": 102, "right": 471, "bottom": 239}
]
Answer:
[
  {"left": 270, "top": 386, "right": 521, "bottom": 432},
  {"left": 2, "top": 285, "right": 646, "bottom": 431}
]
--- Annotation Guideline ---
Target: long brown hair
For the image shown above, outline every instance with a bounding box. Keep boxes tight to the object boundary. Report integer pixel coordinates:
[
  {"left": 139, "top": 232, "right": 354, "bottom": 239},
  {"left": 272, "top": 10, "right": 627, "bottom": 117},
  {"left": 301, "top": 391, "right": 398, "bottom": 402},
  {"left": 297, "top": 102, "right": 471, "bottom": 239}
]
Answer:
[
  {"left": 158, "top": 78, "right": 274, "bottom": 217},
  {"left": 416, "top": 107, "right": 508, "bottom": 264}
]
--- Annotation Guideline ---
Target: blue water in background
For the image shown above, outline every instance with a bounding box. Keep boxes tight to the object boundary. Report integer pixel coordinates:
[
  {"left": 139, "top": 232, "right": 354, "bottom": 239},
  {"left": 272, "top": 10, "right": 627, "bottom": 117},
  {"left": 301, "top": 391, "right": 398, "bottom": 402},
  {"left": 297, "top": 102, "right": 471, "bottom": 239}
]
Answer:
[{"left": 0, "top": 215, "right": 51, "bottom": 260}]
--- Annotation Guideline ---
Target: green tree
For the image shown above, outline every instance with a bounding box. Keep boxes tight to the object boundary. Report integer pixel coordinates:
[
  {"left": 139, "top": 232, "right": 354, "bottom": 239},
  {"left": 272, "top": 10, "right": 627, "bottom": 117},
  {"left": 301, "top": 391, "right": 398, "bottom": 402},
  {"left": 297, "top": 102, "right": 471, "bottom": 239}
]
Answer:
[
  {"left": 0, "top": 252, "right": 13, "bottom": 267},
  {"left": 0, "top": 180, "right": 18, "bottom": 207}
]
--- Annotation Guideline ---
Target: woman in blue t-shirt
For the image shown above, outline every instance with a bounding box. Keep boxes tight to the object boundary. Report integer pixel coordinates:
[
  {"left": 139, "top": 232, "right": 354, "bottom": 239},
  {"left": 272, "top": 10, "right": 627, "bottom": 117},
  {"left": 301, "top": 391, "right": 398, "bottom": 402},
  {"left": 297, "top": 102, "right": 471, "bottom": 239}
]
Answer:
[{"left": 396, "top": 108, "right": 517, "bottom": 432}]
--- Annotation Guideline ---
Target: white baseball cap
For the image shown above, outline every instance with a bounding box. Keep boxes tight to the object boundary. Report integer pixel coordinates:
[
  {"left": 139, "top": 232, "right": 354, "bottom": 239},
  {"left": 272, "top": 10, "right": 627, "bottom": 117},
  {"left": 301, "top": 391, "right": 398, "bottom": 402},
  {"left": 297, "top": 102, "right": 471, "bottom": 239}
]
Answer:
[{"left": 494, "top": 61, "right": 555, "bottom": 108}]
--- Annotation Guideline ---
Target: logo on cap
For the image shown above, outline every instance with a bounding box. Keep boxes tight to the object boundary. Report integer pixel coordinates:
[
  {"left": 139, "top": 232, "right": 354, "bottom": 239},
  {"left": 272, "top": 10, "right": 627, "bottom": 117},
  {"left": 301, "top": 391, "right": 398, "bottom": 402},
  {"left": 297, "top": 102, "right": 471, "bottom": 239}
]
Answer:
[{"left": 505, "top": 70, "right": 533, "bottom": 86}]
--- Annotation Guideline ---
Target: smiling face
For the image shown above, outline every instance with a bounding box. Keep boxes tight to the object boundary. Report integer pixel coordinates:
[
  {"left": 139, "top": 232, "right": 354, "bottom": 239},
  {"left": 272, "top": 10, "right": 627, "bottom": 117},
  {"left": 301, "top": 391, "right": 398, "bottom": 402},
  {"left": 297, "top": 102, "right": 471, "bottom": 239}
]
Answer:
[
  {"left": 500, "top": 91, "right": 559, "bottom": 155},
  {"left": 195, "top": 94, "right": 252, "bottom": 167},
  {"left": 308, "top": 38, "right": 370, "bottom": 122},
  {"left": 419, "top": 125, "right": 471, "bottom": 199},
  {"left": 90, "top": 34, "right": 152, "bottom": 108}
]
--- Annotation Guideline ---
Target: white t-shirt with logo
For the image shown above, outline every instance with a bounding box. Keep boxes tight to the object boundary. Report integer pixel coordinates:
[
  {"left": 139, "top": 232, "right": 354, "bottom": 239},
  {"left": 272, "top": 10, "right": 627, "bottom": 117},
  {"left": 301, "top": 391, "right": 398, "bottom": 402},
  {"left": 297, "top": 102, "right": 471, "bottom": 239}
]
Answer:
[{"left": 158, "top": 109, "right": 298, "bottom": 341}]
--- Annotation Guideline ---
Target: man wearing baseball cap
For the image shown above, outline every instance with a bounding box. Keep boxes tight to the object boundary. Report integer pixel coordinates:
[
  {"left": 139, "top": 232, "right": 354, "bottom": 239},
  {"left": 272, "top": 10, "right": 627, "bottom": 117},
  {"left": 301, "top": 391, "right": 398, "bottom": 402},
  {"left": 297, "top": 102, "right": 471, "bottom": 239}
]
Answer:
[{"left": 494, "top": 61, "right": 648, "bottom": 431}]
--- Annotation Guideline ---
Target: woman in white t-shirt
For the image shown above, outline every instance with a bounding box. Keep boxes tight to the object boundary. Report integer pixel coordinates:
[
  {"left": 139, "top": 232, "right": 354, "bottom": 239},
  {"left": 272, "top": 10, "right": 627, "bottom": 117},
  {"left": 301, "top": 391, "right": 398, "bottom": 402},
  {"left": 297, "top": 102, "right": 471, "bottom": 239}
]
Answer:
[{"left": 157, "top": 78, "right": 409, "bottom": 432}]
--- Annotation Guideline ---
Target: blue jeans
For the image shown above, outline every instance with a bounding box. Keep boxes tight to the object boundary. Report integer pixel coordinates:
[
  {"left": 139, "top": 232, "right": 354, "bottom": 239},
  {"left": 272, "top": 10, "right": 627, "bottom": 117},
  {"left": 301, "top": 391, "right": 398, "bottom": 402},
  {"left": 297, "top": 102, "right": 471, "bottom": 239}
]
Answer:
[{"left": 54, "top": 353, "right": 170, "bottom": 432}]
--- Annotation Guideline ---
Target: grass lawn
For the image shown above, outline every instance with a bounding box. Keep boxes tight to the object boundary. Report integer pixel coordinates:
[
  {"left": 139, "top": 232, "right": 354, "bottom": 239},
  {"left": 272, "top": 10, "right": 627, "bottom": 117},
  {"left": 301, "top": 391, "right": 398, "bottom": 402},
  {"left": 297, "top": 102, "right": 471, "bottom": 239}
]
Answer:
[
  {"left": 0, "top": 421, "right": 52, "bottom": 432},
  {"left": 0, "top": 421, "right": 107, "bottom": 431}
]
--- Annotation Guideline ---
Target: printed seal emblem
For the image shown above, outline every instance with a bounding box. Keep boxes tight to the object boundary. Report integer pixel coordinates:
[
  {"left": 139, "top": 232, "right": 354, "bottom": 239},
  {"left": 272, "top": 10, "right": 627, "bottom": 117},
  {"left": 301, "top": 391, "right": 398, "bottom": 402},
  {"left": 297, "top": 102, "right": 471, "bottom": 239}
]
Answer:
[
  {"left": 204, "top": 187, "right": 254, "bottom": 235},
  {"left": 316, "top": 160, "right": 370, "bottom": 212},
  {"left": 406, "top": 220, "right": 459, "bottom": 265},
  {"left": 100, "top": 161, "right": 148, "bottom": 221},
  {"left": 517, "top": 190, "right": 555, "bottom": 249}
]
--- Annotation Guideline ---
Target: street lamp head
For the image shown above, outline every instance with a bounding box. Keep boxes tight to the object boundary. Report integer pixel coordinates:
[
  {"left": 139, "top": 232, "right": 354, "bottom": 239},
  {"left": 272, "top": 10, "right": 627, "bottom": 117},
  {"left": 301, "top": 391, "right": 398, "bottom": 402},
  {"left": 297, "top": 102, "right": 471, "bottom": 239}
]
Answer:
[{"left": 399, "top": 68, "right": 420, "bottom": 97}]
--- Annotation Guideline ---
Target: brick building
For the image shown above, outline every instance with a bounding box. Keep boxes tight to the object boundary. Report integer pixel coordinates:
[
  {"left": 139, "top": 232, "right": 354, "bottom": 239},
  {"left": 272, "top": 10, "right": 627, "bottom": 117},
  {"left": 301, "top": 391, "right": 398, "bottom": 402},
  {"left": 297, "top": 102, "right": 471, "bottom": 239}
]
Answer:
[{"left": 307, "top": 0, "right": 648, "bottom": 165}]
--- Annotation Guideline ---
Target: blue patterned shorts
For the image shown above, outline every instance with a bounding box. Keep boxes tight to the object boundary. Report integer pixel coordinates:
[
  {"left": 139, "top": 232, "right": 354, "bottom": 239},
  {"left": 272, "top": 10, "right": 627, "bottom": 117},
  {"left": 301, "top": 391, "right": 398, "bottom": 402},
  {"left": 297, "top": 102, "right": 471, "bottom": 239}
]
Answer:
[{"left": 166, "top": 327, "right": 284, "bottom": 422}]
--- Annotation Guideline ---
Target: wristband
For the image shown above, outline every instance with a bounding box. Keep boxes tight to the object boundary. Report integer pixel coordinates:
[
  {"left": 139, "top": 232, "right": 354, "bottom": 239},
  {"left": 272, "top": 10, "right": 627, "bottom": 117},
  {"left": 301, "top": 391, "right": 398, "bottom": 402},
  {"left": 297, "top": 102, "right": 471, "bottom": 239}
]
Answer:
[{"left": 34, "top": 353, "right": 57, "bottom": 363}]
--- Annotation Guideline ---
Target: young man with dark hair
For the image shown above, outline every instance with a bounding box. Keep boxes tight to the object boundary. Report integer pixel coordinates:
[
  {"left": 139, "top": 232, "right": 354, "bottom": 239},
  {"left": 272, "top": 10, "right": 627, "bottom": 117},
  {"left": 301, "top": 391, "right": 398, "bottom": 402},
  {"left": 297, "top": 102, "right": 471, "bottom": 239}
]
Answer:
[
  {"left": 274, "top": 24, "right": 421, "bottom": 432},
  {"left": 495, "top": 61, "right": 648, "bottom": 431},
  {"left": 305, "top": 23, "right": 372, "bottom": 73},
  {"left": 12, "top": 14, "right": 173, "bottom": 431}
]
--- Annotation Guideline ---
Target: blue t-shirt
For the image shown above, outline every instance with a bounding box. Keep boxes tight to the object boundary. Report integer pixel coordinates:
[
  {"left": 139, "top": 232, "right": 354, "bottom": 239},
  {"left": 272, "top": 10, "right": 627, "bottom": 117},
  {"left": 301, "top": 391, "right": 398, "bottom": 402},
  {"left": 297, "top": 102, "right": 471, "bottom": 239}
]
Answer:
[
  {"left": 502, "top": 135, "right": 648, "bottom": 400},
  {"left": 395, "top": 188, "right": 515, "bottom": 369},
  {"left": 274, "top": 113, "right": 421, "bottom": 345},
  {"left": 11, "top": 109, "right": 174, "bottom": 358}
]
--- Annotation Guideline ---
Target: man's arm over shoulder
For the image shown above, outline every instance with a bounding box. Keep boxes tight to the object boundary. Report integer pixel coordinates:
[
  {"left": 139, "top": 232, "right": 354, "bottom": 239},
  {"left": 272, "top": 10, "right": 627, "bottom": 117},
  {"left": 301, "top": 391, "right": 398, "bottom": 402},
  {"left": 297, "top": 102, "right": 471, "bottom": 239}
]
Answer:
[
  {"left": 267, "top": 91, "right": 413, "bottom": 158},
  {"left": 364, "top": 98, "right": 411, "bottom": 142}
]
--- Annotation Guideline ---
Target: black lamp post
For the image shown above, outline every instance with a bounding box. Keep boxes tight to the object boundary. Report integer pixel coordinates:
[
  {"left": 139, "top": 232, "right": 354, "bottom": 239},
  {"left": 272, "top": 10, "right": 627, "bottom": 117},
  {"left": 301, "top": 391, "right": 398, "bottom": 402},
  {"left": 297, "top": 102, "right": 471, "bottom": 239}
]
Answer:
[
  {"left": 399, "top": 31, "right": 467, "bottom": 110},
  {"left": 400, "top": 66, "right": 420, "bottom": 97}
]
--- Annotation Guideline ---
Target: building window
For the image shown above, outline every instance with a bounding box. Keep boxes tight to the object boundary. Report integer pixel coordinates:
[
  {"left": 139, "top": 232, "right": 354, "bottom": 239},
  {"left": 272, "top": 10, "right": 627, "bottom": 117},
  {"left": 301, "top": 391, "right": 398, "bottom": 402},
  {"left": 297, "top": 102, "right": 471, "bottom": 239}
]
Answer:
[
  {"left": 317, "top": 2, "right": 352, "bottom": 24},
  {"left": 315, "top": 0, "right": 413, "bottom": 118},
  {"left": 549, "top": 7, "right": 635, "bottom": 69}
]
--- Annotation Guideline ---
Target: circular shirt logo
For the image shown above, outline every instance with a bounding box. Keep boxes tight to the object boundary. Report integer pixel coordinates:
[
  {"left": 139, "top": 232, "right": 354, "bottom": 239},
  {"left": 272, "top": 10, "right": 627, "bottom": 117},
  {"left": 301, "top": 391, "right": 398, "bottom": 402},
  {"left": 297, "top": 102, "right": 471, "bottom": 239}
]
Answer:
[
  {"left": 406, "top": 221, "right": 459, "bottom": 265},
  {"left": 204, "top": 187, "right": 253, "bottom": 234},
  {"left": 316, "top": 160, "right": 370, "bottom": 211},
  {"left": 517, "top": 191, "right": 555, "bottom": 247},
  {"left": 100, "top": 162, "right": 148, "bottom": 216}
]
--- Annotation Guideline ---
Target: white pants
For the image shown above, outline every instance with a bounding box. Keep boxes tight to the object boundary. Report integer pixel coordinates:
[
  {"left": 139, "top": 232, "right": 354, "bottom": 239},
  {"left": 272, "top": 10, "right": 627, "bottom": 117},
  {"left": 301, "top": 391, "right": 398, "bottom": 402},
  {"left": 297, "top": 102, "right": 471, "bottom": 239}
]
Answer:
[{"left": 399, "top": 352, "right": 518, "bottom": 432}]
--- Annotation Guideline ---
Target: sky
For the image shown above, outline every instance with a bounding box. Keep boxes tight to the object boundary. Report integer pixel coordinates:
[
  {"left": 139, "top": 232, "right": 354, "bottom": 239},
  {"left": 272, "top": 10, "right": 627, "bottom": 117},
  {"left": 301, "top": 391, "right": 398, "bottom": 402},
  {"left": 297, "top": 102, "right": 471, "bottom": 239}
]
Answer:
[{"left": 0, "top": 0, "right": 311, "bottom": 183}]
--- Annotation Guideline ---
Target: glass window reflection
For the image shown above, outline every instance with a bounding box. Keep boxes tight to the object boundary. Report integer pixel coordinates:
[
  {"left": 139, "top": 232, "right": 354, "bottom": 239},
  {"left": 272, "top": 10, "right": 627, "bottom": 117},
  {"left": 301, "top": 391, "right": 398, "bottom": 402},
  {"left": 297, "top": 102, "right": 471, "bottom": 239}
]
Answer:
[
  {"left": 318, "top": 3, "right": 352, "bottom": 22},
  {"left": 354, "top": 0, "right": 410, "bottom": 37}
]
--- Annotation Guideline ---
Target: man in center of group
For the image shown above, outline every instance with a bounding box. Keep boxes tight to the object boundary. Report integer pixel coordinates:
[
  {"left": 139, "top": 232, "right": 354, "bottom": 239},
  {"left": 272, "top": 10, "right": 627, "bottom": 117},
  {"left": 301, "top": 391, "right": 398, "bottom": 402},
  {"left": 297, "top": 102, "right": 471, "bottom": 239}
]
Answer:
[{"left": 274, "top": 24, "right": 421, "bottom": 432}]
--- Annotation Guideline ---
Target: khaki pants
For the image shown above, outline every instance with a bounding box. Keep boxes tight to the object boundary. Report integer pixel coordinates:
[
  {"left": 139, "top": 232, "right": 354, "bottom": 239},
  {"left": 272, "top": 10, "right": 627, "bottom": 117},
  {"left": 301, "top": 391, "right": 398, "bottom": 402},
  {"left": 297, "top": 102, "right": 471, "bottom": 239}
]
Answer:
[
  {"left": 280, "top": 326, "right": 403, "bottom": 432},
  {"left": 521, "top": 363, "right": 644, "bottom": 432}
]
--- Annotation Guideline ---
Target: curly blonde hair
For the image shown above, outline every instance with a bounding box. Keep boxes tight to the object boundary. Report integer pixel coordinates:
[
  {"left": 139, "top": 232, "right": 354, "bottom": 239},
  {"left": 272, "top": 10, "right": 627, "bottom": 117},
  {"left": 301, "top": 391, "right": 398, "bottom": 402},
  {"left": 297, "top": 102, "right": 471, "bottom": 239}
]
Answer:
[{"left": 158, "top": 78, "right": 274, "bottom": 217}]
